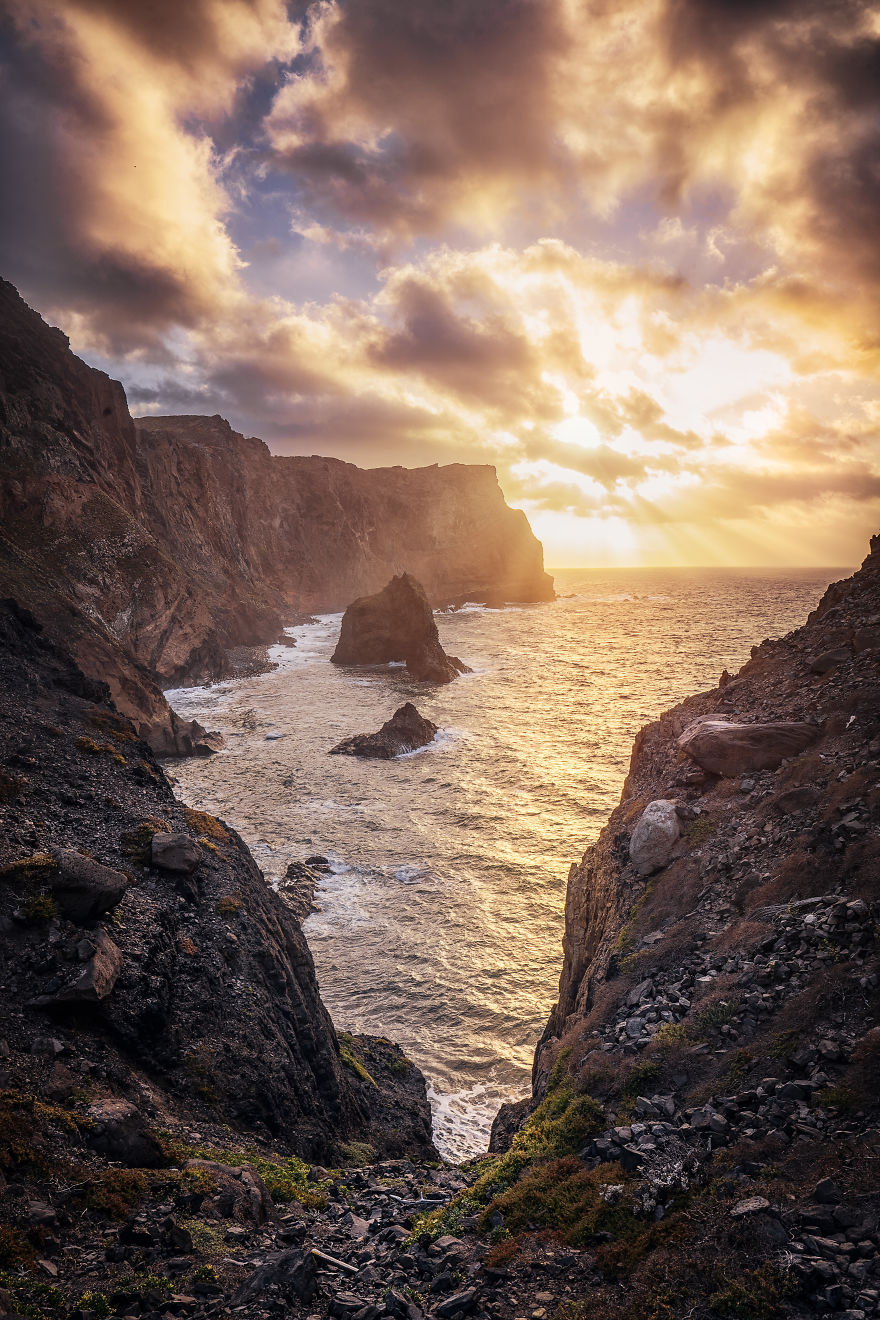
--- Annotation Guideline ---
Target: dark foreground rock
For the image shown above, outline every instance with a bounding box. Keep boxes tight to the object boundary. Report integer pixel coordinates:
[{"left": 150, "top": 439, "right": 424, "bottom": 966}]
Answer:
[
  {"left": 479, "top": 534, "right": 880, "bottom": 1320},
  {"left": 330, "top": 704, "right": 439, "bottom": 759},
  {"left": 332, "top": 574, "right": 471, "bottom": 683},
  {"left": 0, "top": 597, "right": 437, "bottom": 1168}
]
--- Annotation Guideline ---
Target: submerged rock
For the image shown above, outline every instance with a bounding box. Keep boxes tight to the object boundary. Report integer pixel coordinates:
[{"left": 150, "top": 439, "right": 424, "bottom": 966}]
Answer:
[
  {"left": 280, "top": 860, "right": 324, "bottom": 923},
  {"left": 330, "top": 703, "right": 439, "bottom": 760},
  {"left": 677, "top": 716, "right": 818, "bottom": 776},
  {"left": 331, "top": 574, "right": 471, "bottom": 683}
]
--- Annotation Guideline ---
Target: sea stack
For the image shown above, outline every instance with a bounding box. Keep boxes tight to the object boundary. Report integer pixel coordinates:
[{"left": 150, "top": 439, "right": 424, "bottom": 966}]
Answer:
[
  {"left": 331, "top": 573, "right": 471, "bottom": 683},
  {"left": 330, "top": 703, "right": 439, "bottom": 759}
]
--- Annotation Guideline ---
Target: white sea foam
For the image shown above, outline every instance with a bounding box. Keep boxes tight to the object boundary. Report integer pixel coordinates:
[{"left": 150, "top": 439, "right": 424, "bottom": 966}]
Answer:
[{"left": 427, "top": 1080, "right": 502, "bottom": 1161}]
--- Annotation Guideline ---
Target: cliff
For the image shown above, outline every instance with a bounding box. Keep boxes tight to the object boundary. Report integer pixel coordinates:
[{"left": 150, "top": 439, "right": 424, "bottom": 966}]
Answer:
[
  {"left": 469, "top": 536, "right": 880, "bottom": 1317},
  {"left": 0, "top": 597, "right": 436, "bottom": 1165},
  {"left": 0, "top": 596, "right": 457, "bottom": 1316},
  {"left": 0, "top": 277, "right": 552, "bottom": 753},
  {"left": 136, "top": 415, "right": 554, "bottom": 628}
]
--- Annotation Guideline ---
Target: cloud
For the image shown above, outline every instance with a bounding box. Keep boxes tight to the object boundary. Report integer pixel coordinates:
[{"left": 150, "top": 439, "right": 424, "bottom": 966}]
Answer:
[
  {"left": 265, "top": 0, "right": 569, "bottom": 234},
  {"left": 0, "top": 0, "right": 299, "bottom": 350},
  {"left": 1, "top": 0, "right": 879, "bottom": 563}
]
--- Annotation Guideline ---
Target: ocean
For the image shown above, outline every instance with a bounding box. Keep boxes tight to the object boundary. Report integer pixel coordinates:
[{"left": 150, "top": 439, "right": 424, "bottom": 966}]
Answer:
[{"left": 164, "top": 565, "right": 845, "bottom": 1159}]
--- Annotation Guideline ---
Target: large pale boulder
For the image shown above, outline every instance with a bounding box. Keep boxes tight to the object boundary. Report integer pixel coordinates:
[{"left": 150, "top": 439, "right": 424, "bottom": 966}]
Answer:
[
  {"left": 331, "top": 573, "right": 470, "bottom": 684},
  {"left": 629, "top": 800, "right": 681, "bottom": 875},
  {"left": 677, "top": 717, "right": 817, "bottom": 777}
]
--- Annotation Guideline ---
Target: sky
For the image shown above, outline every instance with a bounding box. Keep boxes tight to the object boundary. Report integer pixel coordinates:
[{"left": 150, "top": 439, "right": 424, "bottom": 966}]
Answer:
[{"left": 1, "top": 0, "right": 879, "bottom": 567}]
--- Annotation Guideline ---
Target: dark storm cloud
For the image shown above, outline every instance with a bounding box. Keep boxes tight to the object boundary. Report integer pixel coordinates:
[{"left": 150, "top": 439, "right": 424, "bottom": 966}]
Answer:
[
  {"left": 267, "top": 0, "right": 568, "bottom": 232},
  {"left": 664, "top": 0, "right": 880, "bottom": 290},
  {"left": 0, "top": 0, "right": 295, "bottom": 351},
  {"left": 368, "top": 279, "right": 542, "bottom": 411}
]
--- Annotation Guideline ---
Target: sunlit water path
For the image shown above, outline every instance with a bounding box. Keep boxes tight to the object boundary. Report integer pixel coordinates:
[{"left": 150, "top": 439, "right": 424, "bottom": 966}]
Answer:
[{"left": 165, "top": 566, "right": 843, "bottom": 1158}]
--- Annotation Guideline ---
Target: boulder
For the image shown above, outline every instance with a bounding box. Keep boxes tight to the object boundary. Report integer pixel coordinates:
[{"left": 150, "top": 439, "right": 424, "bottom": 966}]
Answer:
[
  {"left": 808, "top": 647, "right": 851, "bottom": 674},
  {"left": 50, "top": 850, "right": 130, "bottom": 924},
  {"left": 677, "top": 717, "right": 818, "bottom": 776},
  {"left": 151, "top": 832, "right": 203, "bottom": 873},
  {"left": 629, "top": 800, "right": 681, "bottom": 875},
  {"left": 87, "top": 1099, "right": 164, "bottom": 1167},
  {"left": 184, "top": 1159, "right": 278, "bottom": 1226},
  {"left": 231, "top": 1247, "right": 316, "bottom": 1305},
  {"left": 331, "top": 573, "right": 471, "bottom": 684},
  {"left": 193, "top": 729, "right": 225, "bottom": 755},
  {"left": 329, "top": 703, "right": 438, "bottom": 759},
  {"left": 730, "top": 1196, "right": 771, "bottom": 1217},
  {"left": 54, "top": 929, "right": 123, "bottom": 1003}
]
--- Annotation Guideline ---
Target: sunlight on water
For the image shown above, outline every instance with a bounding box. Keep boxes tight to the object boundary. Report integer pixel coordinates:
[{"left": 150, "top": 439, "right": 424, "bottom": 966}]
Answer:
[{"left": 164, "top": 566, "right": 844, "bottom": 1158}]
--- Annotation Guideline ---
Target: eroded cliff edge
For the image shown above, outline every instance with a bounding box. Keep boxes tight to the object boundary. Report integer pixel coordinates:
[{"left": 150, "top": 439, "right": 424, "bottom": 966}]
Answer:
[
  {"left": 0, "top": 278, "right": 552, "bottom": 753},
  {"left": 0, "top": 598, "right": 436, "bottom": 1167},
  {"left": 473, "top": 536, "right": 880, "bottom": 1317},
  {"left": 533, "top": 539, "right": 879, "bottom": 1074}
]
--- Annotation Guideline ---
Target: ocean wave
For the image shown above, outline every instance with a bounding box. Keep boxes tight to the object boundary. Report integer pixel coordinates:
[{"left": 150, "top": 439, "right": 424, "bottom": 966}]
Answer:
[
  {"left": 397, "top": 726, "right": 466, "bottom": 758},
  {"left": 427, "top": 1079, "right": 508, "bottom": 1161}
]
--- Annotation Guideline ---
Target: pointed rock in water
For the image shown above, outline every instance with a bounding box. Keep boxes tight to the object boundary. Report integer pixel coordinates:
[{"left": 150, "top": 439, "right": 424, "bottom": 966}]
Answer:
[
  {"left": 331, "top": 573, "right": 471, "bottom": 683},
  {"left": 330, "top": 703, "right": 439, "bottom": 759}
]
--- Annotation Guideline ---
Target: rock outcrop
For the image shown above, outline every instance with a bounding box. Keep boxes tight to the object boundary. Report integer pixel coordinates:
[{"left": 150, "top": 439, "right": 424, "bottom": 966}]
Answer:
[
  {"left": 0, "top": 596, "right": 437, "bottom": 1166},
  {"left": 628, "top": 798, "right": 682, "bottom": 875},
  {"left": 478, "top": 534, "right": 880, "bottom": 1320},
  {"left": 0, "top": 279, "right": 552, "bottom": 752},
  {"left": 330, "top": 703, "right": 439, "bottom": 759},
  {"left": 677, "top": 716, "right": 819, "bottom": 776},
  {"left": 331, "top": 574, "right": 471, "bottom": 683}
]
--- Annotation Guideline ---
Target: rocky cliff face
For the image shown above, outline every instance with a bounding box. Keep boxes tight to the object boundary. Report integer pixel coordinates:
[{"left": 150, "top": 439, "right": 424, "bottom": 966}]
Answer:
[
  {"left": 0, "top": 597, "right": 436, "bottom": 1166},
  {"left": 136, "top": 415, "right": 554, "bottom": 629},
  {"left": 536, "top": 538, "right": 880, "bottom": 1058},
  {"left": 475, "top": 536, "right": 880, "bottom": 1318},
  {"left": 0, "top": 277, "right": 552, "bottom": 754}
]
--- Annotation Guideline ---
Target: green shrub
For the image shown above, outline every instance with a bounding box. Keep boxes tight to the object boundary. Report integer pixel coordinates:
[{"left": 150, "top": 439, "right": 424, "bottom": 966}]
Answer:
[
  {"left": 338, "top": 1033, "right": 377, "bottom": 1087},
  {"left": 121, "top": 819, "right": 169, "bottom": 864},
  {"left": 20, "top": 893, "right": 57, "bottom": 922},
  {"left": 340, "top": 1140, "right": 377, "bottom": 1166},
  {"left": 623, "top": 1061, "right": 662, "bottom": 1098},
  {"left": 74, "top": 1291, "right": 112, "bottom": 1317},
  {"left": 160, "top": 1134, "right": 326, "bottom": 1209},
  {"left": 216, "top": 893, "right": 242, "bottom": 916},
  {"left": 686, "top": 817, "right": 715, "bottom": 846},
  {"left": 413, "top": 1083, "right": 605, "bottom": 1242}
]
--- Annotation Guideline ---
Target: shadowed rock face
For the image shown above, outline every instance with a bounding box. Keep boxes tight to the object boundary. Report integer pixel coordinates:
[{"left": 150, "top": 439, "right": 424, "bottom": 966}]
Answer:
[
  {"left": 331, "top": 574, "right": 472, "bottom": 683},
  {"left": 0, "top": 278, "right": 551, "bottom": 752},
  {"left": 520, "top": 533, "right": 880, "bottom": 1107},
  {"left": 0, "top": 597, "right": 438, "bottom": 1164},
  {"left": 330, "top": 703, "right": 439, "bottom": 759}
]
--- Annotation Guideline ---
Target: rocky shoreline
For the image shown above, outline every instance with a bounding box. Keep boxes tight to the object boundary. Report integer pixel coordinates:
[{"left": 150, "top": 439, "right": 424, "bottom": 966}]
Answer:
[
  {"left": 0, "top": 278, "right": 552, "bottom": 757},
  {"left": 1, "top": 386, "right": 879, "bottom": 1320}
]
